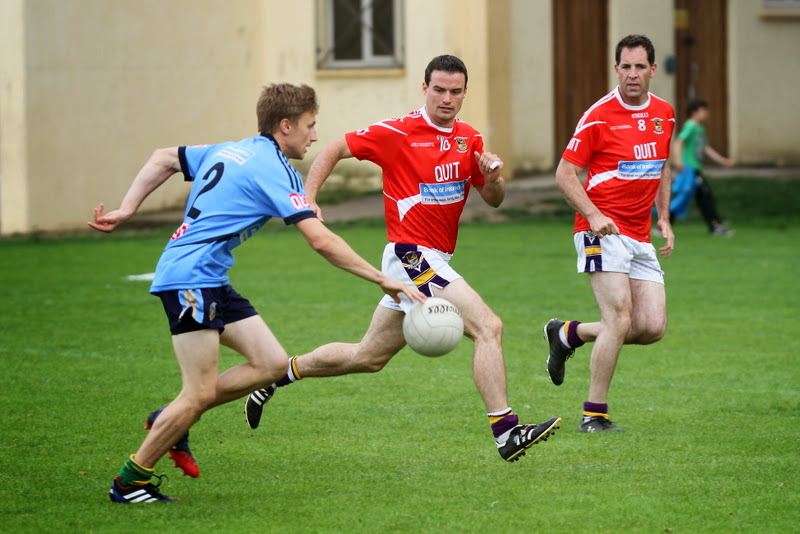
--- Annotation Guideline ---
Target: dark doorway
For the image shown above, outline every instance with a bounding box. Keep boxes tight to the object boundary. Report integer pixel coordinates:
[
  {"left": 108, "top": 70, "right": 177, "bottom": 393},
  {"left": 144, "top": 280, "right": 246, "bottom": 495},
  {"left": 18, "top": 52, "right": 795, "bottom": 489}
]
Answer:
[
  {"left": 552, "top": 0, "right": 609, "bottom": 164},
  {"left": 674, "top": 0, "right": 729, "bottom": 153}
]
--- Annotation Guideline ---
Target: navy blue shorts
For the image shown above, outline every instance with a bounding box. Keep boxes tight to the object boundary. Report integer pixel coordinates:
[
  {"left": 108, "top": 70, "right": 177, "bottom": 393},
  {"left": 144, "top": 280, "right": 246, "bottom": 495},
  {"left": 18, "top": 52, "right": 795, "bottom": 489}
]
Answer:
[{"left": 154, "top": 285, "right": 258, "bottom": 335}]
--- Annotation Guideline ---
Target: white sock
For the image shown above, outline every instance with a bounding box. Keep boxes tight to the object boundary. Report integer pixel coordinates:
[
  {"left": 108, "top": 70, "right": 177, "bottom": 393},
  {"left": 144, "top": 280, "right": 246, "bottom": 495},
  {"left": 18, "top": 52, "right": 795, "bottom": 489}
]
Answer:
[{"left": 558, "top": 325, "right": 570, "bottom": 348}]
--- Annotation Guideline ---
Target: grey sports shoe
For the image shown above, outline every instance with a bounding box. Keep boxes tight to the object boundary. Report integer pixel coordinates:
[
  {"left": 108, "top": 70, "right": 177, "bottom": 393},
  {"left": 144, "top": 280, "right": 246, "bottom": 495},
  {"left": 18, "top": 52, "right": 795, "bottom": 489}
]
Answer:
[
  {"left": 245, "top": 385, "right": 276, "bottom": 430},
  {"left": 544, "top": 318, "right": 575, "bottom": 386},
  {"left": 711, "top": 224, "right": 735, "bottom": 237},
  {"left": 578, "top": 416, "right": 625, "bottom": 432},
  {"left": 496, "top": 417, "right": 561, "bottom": 462}
]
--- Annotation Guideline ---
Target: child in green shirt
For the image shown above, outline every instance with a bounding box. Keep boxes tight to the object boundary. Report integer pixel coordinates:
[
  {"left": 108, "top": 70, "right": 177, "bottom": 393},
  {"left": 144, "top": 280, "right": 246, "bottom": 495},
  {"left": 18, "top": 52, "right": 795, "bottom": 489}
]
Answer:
[{"left": 671, "top": 99, "right": 734, "bottom": 236}]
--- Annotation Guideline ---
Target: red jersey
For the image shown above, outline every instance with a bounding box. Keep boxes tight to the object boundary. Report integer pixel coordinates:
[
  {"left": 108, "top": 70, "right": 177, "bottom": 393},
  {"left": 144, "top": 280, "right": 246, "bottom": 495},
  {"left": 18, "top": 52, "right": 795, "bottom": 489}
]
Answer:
[
  {"left": 345, "top": 107, "right": 485, "bottom": 254},
  {"left": 562, "top": 87, "right": 675, "bottom": 242}
]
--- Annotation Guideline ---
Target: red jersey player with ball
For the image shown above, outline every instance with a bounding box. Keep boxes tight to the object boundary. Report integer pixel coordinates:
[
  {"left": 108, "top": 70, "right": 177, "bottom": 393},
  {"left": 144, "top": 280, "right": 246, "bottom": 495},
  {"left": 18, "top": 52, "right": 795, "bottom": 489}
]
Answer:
[
  {"left": 544, "top": 35, "right": 676, "bottom": 432},
  {"left": 246, "top": 55, "right": 561, "bottom": 462}
]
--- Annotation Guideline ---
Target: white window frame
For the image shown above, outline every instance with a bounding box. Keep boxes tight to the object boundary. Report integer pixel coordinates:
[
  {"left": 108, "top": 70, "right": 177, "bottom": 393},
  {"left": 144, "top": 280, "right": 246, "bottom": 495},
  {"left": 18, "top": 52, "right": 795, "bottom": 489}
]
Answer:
[
  {"left": 316, "top": 0, "right": 405, "bottom": 70},
  {"left": 761, "top": 0, "right": 800, "bottom": 18}
]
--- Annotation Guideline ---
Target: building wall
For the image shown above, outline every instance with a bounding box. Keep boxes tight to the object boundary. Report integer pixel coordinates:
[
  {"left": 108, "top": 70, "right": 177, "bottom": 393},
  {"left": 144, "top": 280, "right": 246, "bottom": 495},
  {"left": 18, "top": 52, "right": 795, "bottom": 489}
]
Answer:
[
  {"left": 1, "top": 0, "right": 798, "bottom": 234},
  {"left": 286, "top": 0, "right": 457, "bottom": 182},
  {"left": 287, "top": 0, "right": 508, "bottom": 182},
  {"left": 609, "top": 0, "right": 675, "bottom": 105},
  {"left": 6, "top": 0, "right": 268, "bottom": 234},
  {"left": 510, "top": 0, "right": 554, "bottom": 173},
  {"left": 0, "top": 0, "right": 29, "bottom": 234},
  {"left": 728, "top": 2, "right": 800, "bottom": 165},
  {"left": 511, "top": 0, "right": 677, "bottom": 173},
  {"left": 2, "top": 0, "right": 511, "bottom": 234}
]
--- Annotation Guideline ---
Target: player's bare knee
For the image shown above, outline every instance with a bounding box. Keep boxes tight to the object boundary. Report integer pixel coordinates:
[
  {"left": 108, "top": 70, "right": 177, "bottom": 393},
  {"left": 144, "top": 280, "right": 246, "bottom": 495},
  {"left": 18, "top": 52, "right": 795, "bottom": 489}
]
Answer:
[
  {"left": 470, "top": 313, "right": 503, "bottom": 344},
  {"left": 630, "top": 322, "right": 666, "bottom": 344},
  {"left": 642, "top": 324, "right": 666, "bottom": 344},
  {"left": 603, "top": 314, "right": 632, "bottom": 339}
]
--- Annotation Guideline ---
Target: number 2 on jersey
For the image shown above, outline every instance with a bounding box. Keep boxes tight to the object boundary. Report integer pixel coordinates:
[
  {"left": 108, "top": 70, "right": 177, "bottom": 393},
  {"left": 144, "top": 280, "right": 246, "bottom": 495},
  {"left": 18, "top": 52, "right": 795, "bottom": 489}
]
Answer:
[{"left": 187, "top": 162, "right": 224, "bottom": 219}]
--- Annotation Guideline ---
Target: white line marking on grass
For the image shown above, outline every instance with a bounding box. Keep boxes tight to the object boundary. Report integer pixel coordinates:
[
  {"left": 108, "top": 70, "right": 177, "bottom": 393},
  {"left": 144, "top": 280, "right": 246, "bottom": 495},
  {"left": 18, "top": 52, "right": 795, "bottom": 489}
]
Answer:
[{"left": 125, "top": 273, "right": 155, "bottom": 281}]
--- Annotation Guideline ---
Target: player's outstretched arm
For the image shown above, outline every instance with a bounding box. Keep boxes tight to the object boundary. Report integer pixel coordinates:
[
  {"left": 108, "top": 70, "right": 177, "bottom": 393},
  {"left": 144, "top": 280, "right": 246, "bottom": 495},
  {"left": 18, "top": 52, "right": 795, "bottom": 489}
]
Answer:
[
  {"left": 304, "top": 137, "right": 353, "bottom": 222},
  {"left": 88, "top": 147, "right": 182, "bottom": 233},
  {"left": 295, "top": 217, "right": 425, "bottom": 304}
]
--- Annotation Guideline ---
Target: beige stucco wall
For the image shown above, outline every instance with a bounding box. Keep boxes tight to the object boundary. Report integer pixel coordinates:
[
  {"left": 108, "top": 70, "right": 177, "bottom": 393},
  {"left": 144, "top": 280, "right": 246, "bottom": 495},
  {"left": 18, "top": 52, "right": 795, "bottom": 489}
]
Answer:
[
  {"left": 728, "top": 3, "right": 800, "bottom": 165},
  {"left": 2, "top": 0, "right": 798, "bottom": 235},
  {"left": 5, "top": 0, "right": 514, "bottom": 234},
  {"left": 7, "top": 0, "right": 267, "bottom": 234},
  {"left": 0, "top": 0, "right": 30, "bottom": 234},
  {"left": 510, "top": 0, "right": 554, "bottom": 173}
]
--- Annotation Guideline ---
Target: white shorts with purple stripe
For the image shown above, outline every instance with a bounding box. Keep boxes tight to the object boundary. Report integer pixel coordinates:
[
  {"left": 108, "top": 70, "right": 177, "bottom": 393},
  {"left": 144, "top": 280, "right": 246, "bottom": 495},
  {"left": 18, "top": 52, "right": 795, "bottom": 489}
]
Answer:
[
  {"left": 573, "top": 232, "right": 664, "bottom": 284},
  {"left": 378, "top": 242, "right": 462, "bottom": 312}
]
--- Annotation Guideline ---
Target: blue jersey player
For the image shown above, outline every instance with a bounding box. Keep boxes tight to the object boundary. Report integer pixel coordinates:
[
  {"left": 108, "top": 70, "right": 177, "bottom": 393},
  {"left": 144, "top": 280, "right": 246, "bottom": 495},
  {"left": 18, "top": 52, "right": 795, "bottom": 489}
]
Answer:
[{"left": 90, "top": 83, "right": 425, "bottom": 503}]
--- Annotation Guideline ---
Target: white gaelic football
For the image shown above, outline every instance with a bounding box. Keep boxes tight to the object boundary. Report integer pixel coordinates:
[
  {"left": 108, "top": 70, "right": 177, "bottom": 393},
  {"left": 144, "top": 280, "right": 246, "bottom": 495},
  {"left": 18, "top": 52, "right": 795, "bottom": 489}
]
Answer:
[{"left": 402, "top": 297, "right": 464, "bottom": 357}]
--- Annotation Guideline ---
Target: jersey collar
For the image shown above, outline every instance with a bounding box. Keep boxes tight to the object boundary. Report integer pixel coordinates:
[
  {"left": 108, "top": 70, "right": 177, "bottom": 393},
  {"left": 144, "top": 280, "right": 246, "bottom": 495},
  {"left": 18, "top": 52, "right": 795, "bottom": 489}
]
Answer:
[
  {"left": 260, "top": 132, "right": 279, "bottom": 146},
  {"left": 613, "top": 86, "right": 651, "bottom": 110},
  {"left": 419, "top": 106, "right": 454, "bottom": 134}
]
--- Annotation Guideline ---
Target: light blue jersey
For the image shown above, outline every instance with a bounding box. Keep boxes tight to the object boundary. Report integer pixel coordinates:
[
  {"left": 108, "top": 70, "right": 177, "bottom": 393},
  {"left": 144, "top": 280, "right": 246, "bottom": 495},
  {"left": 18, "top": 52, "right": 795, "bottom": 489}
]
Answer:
[{"left": 149, "top": 135, "right": 315, "bottom": 293}]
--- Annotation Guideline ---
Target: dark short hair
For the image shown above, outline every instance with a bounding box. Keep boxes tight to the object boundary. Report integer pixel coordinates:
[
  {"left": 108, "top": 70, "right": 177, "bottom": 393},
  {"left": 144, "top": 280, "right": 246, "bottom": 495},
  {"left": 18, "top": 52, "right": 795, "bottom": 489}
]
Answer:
[
  {"left": 686, "top": 98, "right": 709, "bottom": 116},
  {"left": 615, "top": 34, "right": 656, "bottom": 66},
  {"left": 424, "top": 55, "right": 468, "bottom": 87},
  {"left": 257, "top": 84, "right": 319, "bottom": 135}
]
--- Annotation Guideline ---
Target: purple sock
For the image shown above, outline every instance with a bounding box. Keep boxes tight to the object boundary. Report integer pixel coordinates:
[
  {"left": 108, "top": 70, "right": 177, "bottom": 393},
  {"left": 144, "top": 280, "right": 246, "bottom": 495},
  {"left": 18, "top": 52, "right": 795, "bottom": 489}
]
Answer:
[
  {"left": 491, "top": 413, "right": 519, "bottom": 438},
  {"left": 274, "top": 374, "right": 292, "bottom": 387},
  {"left": 566, "top": 321, "right": 585, "bottom": 348},
  {"left": 274, "top": 357, "right": 296, "bottom": 388},
  {"left": 583, "top": 402, "right": 608, "bottom": 416}
]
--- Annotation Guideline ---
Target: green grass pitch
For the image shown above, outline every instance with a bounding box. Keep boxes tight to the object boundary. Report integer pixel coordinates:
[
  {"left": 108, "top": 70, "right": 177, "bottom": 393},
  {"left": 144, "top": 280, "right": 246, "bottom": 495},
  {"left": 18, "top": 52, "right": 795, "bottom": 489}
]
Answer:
[{"left": 1, "top": 177, "right": 798, "bottom": 532}]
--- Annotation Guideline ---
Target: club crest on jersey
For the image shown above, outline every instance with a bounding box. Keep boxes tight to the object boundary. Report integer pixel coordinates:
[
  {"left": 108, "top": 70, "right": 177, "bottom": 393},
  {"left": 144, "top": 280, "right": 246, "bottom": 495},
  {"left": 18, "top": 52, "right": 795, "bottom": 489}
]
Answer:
[
  {"left": 651, "top": 118, "right": 664, "bottom": 134},
  {"left": 454, "top": 137, "right": 468, "bottom": 153}
]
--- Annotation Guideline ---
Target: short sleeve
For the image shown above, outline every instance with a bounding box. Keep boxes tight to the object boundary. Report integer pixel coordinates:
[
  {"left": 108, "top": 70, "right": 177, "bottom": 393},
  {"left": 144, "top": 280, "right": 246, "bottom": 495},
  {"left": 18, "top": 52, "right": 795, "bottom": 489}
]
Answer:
[
  {"left": 345, "top": 120, "right": 402, "bottom": 168},
  {"left": 678, "top": 121, "right": 696, "bottom": 142},
  {"left": 180, "top": 144, "right": 220, "bottom": 182},
  {"left": 251, "top": 165, "right": 315, "bottom": 223},
  {"left": 562, "top": 112, "right": 601, "bottom": 169}
]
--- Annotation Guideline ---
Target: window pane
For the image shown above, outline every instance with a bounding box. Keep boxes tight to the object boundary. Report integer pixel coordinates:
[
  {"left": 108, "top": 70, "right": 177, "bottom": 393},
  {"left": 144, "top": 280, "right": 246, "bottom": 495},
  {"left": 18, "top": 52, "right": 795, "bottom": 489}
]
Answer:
[
  {"left": 371, "top": 0, "right": 394, "bottom": 56},
  {"left": 333, "top": 0, "right": 362, "bottom": 60}
]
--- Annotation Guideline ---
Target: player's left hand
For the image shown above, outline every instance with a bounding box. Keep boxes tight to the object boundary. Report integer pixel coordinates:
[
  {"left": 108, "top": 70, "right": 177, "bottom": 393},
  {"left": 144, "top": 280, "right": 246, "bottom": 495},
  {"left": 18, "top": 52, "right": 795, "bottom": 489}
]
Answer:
[
  {"left": 380, "top": 276, "right": 427, "bottom": 304},
  {"left": 656, "top": 218, "right": 675, "bottom": 258},
  {"left": 88, "top": 203, "right": 129, "bottom": 233},
  {"left": 474, "top": 151, "right": 502, "bottom": 180},
  {"left": 309, "top": 200, "right": 325, "bottom": 222}
]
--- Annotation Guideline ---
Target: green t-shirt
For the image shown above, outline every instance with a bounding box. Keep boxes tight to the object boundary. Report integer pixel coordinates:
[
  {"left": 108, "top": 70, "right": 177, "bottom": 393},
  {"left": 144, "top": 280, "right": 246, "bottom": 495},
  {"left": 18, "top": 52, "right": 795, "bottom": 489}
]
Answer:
[{"left": 678, "top": 119, "right": 707, "bottom": 171}]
